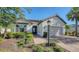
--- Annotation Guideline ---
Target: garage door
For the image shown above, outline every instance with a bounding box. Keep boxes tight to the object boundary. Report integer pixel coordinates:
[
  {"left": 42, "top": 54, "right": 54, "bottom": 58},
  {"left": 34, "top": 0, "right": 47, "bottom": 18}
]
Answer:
[{"left": 49, "top": 26, "right": 64, "bottom": 37}]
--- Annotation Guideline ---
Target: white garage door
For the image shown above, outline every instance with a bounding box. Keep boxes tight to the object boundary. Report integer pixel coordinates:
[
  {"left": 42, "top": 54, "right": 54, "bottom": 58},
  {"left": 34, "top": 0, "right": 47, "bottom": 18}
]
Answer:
[{"left": 49, "top": 26, "right": 64, "bottom": 37}]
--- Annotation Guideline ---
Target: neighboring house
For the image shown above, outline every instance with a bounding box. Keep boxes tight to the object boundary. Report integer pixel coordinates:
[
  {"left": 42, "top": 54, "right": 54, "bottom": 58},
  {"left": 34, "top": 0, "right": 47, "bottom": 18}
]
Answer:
[{"left": 0, "top": 15, "right": 66, "bottom": 37}]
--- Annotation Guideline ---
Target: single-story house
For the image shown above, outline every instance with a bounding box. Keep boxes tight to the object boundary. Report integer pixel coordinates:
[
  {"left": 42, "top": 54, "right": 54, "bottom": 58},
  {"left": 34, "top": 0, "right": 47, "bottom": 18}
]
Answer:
[
  {"left": 0, "top": 15, "right": 66, "bottom": 37},
  {"left": 37, "top": 15, "right": 66, "bottom": 36}
]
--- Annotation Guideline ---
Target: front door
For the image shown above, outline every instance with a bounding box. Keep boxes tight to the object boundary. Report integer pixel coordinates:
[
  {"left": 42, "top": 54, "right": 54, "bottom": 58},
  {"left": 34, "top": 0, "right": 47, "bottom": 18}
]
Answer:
[{"left": 32, "top": 26, "right": 37, "bottom": 34}]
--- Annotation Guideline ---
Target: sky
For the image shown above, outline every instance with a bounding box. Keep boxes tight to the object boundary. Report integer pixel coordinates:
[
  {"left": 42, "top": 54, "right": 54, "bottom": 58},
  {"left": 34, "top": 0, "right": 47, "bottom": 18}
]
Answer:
[{"left": 24, "top": 7, "right": 74, "bottom": 25}]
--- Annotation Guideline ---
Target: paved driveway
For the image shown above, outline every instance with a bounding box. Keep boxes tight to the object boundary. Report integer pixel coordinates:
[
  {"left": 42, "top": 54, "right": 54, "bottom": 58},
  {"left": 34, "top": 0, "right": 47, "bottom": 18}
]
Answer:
[{"left": 56, "top": 38, "right": 79, "bottom": 52}]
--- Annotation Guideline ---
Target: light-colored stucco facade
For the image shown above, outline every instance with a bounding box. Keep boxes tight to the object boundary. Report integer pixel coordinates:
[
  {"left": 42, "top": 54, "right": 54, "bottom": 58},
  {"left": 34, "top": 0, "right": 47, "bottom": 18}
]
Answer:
[{"left": 37, "top": 15, "right": 66, "bottom": 36}]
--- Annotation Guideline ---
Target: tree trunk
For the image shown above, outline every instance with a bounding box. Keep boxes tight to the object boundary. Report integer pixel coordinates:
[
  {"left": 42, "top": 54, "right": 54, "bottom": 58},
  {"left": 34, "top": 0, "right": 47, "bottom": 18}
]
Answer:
[
  {"left": 75, "top": 19, "right": 78, "bottom": 37},
  {"left": 3, "top": 28, "right": 7, "bottom": 39}
]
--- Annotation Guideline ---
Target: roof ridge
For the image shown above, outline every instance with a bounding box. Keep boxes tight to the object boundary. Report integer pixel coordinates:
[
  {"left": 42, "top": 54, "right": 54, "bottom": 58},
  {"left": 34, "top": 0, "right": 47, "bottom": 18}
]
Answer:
[{"left": 38, "top": 15, "right": 66, "bottom": 24}]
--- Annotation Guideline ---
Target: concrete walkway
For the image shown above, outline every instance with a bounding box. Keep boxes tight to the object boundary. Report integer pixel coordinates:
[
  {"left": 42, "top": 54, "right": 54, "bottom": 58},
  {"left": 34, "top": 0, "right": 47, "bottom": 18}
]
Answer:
[{"left": 33, "top": 36, "right": 47, "bottom": 44}]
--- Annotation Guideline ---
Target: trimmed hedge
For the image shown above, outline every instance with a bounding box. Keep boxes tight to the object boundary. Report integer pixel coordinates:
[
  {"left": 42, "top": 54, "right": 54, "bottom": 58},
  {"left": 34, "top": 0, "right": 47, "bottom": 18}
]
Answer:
[
  {"left": 6, "top": 32, "right": 14, "bottom": 39},
  {"left": 12, "top": 32, "right": 25, "bottom": 38},
  {"left": 5, "top": 32, "right": 25, "bottom": 39},
  {"left": 5, "top": 32, "right": 33, "bottom": 40}
]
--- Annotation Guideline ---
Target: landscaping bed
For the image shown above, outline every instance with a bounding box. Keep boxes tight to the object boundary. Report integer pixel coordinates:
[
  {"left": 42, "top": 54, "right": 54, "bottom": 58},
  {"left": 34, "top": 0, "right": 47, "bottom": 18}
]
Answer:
[
  {"left": 30, "top": 43, "right": 66, "bottom": 52},
  {"left": 0, "top": 38, "right": 66, "bottom": 52},
  {"left": 0, "top": 32, "right": 66, "bottom": 52}
]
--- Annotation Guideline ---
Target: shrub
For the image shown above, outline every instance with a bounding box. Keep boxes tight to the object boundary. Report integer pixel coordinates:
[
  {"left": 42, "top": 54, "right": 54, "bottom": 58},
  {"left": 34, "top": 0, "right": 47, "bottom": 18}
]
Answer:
[
  {"left": 44, "top": 48, "right": 53, "bottom": 52},
  {"left": 32, "top": 45, "right": 44, "bottom": 52},
  {"left": 72, "top": 31, "right": 76, "bottom": 36},
  {"left": 43, "top": 32, "right": 47, "bottom": 38},
  {"left": 49, "top": 43, "right": 56, "bottom": 47},
  {"left": 40, "top": 43, "right": 46, "bottom": 47},
  {"left": 0, "top": 34, "right": 4, "bottom": 38},
  {"left": 44, "top": 42, "right": 57, "bottom": 47},
  {"left": 0, "top": 37, "right": 4, "bottom": 44},
  {"left": 53, "top": 46, "right": 64, "bottom": 52},
  {"left": 13, "top": 32, "right": 25, "bottom": 38},
  {"left": 32, "top": 44, "right": 53, "bottom": 52},
  {"left": 65, "top": 32, "right": 67, "bottom": 35},
  {"left": 25, "top": 32, "right": 33, "bottom": 43},
  {"left": 25, "top": 32, "right": 32, "bottom": 34},
  {"left": 17, "top": 40, "right": 24, "bottom": 48},
  {"left": 5, "top": 32, "right": 13, "bottom": 39}
]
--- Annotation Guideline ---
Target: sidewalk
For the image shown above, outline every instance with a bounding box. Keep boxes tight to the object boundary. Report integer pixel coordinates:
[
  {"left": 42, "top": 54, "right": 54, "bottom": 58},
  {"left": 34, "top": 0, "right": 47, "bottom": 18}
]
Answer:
[
  {"left": 56, "top": 38, "right": 79, "bottom": 52},
  {"left": 57, "top": 41, "right": 79, "bottom": 52}
]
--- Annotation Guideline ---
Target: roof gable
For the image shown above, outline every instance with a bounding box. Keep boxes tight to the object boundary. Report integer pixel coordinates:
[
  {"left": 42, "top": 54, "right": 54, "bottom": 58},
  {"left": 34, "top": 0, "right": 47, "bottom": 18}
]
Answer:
[
  {"left": 38, "top": 15, "right": 66, "bottom": 25},
  {"left": 56, "top": 15, "right": 66, "bottom": 24}
]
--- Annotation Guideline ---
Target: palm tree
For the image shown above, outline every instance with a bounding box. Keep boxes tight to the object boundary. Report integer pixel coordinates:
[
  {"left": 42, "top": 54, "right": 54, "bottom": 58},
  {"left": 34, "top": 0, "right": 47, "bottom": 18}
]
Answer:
[
  {"left": 67, "top": 7, "right": 79, "bottom": 37},
  {"left": 65, "top": 24, "right": 70, "bottom": 35}
]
